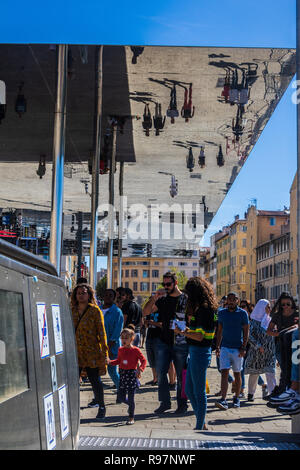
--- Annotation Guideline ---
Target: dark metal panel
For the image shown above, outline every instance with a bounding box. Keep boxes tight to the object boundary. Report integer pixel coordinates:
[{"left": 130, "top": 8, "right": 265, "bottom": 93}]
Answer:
[
  {"left": 0, "top": 265, "right": 41, "bottom": 450},
  {"left": 28, "top": 277, "right": 75, "bottom": 449}
]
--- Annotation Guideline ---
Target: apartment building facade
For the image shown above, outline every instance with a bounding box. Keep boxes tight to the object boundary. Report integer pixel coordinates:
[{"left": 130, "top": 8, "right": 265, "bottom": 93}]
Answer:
[
  {"left": 245, "top": 205, "right": 290, "bottom": 303},
  {"left": 216, "top": 232, "right": 230, "bottom": 298},
  {"left": 112, "top": 256, "right": 200, "bottom": 303},
  {"left": 256, "top": 228, "right": 290, "bottom": 303}
]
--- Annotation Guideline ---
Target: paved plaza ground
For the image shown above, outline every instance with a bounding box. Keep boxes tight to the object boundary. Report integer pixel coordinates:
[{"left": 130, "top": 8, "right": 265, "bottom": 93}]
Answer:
[{"left": 79, "top": 351, "right": 300, "bottom": 447}]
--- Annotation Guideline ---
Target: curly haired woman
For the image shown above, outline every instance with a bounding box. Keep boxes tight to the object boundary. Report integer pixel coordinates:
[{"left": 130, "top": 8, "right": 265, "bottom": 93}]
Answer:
[
  {"left": 71, "top": 283, "right": 108, "bottom": 420},
  {"left": 175, "top": 277, "right": 218, "bottom": 430}
]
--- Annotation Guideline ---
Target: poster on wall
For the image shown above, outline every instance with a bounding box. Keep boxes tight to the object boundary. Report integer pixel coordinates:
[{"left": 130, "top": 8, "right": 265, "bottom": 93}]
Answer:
[
  {"left": 51, "top": 304, "right": 64, "bottom": 354},
  {"left": 36, "top": 303, "right": 50, "bottom": 359},
  {"left": 43, "top": 393, "right": 56, "bottom": 450},
  {"left": 58, "top": 384, "right": 70, "bottom": 440}
]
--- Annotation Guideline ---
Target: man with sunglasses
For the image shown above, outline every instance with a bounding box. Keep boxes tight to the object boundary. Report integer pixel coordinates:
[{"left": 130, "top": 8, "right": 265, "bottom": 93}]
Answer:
[{"left": 143, "top": 272, "right": 188, "bottom": 414}]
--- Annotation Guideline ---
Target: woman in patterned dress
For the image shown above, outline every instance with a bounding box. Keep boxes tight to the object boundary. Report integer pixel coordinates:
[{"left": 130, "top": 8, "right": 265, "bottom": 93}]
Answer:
[
  {"left": 244, "top": 299, "right": 276, "bottom": 401},
  {"left": 71, "top": 283, "right": 108, "bottom": 419}
]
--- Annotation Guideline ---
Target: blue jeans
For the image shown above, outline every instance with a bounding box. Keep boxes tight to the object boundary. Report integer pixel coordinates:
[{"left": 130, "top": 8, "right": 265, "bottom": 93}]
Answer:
[
  {"left": 154, "top": 338, "right": 188, "bottom": 408},
  {"left": 133, "top": 332, "right": 140, "bottom": 347},
  {"left": 185, "top": 346, "right": 211, "bottom": 430}
]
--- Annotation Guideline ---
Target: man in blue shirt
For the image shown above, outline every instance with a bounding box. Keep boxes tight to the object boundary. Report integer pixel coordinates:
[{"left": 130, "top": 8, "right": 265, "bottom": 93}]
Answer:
[
  {"left": 101, "top": 289, "right": 124, "bottom": 391},
  {"left": 215, "top": 292, "right": 249, "bottom": 410}
]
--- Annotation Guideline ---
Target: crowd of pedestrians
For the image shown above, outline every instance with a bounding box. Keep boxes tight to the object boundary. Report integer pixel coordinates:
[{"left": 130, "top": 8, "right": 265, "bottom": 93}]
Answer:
[{"left": 71, "top": 274, "right": 300, "bottom": 429}]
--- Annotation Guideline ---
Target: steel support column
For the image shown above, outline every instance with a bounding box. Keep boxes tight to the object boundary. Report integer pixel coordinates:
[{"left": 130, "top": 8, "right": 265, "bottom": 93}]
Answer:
[
  {"left": 107, "top": 123, "right": 117, "bottom": 288},
  {"left": 89, "top": 45, "right": 103, "bottom": 289},
  {"left": 50, "top": 45, "right": 68, "bottom": 276},
  {"left": 117, "top": 161, "right": 124, "bottom": 286},
  {"left": 293, "top": 0, "right": 300, "bottom": 434}
]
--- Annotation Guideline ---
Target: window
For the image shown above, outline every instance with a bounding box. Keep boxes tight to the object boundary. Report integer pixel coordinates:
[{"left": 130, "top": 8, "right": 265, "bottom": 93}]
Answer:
[
  {"left": 131, "top": 269, "right": 138, "bottom": 277},
  {"left": 142, "top": 270, "right": 150, "bottom": 278},
  {"left": 133, "top": 282, "right": 138, "bottom": 291},
  {"left": 0, "top": 290, "right": 29, "bottom": 403},
  {"left": 140, "top": 282, "right": 149, "bottom": 292},
  {"left": 269, "top": 217, "right": 276, "bottom": 226},
  {"left": 152, "top": 270, "right": 159, "bottom": 278}
]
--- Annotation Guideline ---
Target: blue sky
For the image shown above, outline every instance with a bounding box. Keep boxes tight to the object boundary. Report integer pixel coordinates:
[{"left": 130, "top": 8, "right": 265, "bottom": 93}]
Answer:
[{"left": 1, "top": 0, "right": 297, "bottom": 265}]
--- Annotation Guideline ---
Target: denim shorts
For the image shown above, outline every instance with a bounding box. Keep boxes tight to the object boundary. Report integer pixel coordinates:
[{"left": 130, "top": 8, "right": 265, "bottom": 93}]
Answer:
[{"left": 219, "top": 347, "right": 243, "bottom": 373}]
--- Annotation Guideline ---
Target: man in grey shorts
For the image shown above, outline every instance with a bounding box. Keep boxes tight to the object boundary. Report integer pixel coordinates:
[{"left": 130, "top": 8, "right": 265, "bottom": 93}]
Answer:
[{"left": 215, "top": 292, "right": 249, "bottom": 410}]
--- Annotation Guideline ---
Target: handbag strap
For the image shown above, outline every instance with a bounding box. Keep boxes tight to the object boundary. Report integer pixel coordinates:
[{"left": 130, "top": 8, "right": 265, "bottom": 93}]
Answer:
[{"left": 75, "top": 305, "right": 90, "bottom": 333}]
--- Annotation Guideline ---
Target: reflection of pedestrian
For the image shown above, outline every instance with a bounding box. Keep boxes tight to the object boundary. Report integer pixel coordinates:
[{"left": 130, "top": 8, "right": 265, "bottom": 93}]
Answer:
[
  {"left": 181, "top": 84, "right": 195, "bottom": 122},
  {"left": 130, "top": 46, "right": 144, "bottom": 64},
  {"left": 142, "top": 104, "right": 152, "bottom": 136},
  {"left": 153, "top": 103, "right": 166, "bottom": 135},
  {"left": 166, "top": 85, "right": 179, "bottom": 124},
  {"left": 221, "top": 71, "right": 230, "bottom": 103},
  {"left": 232, "top": 105, "right": 244, "bottom": 142}
]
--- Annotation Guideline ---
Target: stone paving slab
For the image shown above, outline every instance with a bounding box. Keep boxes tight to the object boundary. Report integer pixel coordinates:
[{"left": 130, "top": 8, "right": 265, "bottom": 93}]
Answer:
[{"left": 79, "top": 351, "right": 299, "bottom": 443}]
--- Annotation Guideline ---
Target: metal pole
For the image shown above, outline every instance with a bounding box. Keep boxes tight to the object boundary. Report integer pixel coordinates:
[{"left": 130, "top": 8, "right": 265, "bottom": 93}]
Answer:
[
  {"left": 294, "top": 0, "right": 300, "bottom": 434},
  {"left": 107, "top": 123, "right": 117, "bottom": 288},
  {"left": 77, "top": 211, "right": 83, "bottom": 280},
  {"left": 117, "top": 161, "right": 124, "bottom": 286},
  {"left": 50, "top": 45, "right": 68, "bottom": 276},
  {"left": 89, "top": 45, "right": 103, "bottom": 289},
  {"left": 297, "top": 0, "right": 300, "bottom": 292}
]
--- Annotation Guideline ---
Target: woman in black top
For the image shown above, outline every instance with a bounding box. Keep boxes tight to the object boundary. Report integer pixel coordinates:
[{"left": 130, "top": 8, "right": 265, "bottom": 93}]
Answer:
[
  {"left": 267, "top": 292, "right": 299, "bottom": 394},
  {"left": 175, "top": 277, "right": 218, "bottom": 430}
]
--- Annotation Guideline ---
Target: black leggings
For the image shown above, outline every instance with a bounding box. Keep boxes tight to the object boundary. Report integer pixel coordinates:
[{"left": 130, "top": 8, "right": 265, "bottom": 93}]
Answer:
[
  {"left": 278, "top": 329, "right": 294, "bottom": 392},
  {"left": 117, "top": 388, "right": 136, "bottom": 418},
  {"left": 79, "top": 367, "right": 105, "bottom": 407}
]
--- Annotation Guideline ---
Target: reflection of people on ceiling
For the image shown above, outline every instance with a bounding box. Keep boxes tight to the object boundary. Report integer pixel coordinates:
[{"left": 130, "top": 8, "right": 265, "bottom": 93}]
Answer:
[
  {"left": 221, "top": 70, "right": 231, "bottom": 103},
  {"left": 130, "top": 46, "right": 144, "bottom": 64},
  {"left": 232, "top": 105, "right": 245, "bottom": 142},
  {"left": 142, "top": 103, "right": 152, "bottom": 136},
  {"left": 229, "top": 70, "right": 239, "bottom": 105},
  {"left": 166, "top": 84, "right": 179, "bottom": 123},
  {"left": 181, "top": 84, "right": 195, "bottom": 122},
  {"left": 153, "top": 103, "right": 166, "bottom": 135},
  {"left": 239, "top": 70, "right": 249, "bottom": 110}
]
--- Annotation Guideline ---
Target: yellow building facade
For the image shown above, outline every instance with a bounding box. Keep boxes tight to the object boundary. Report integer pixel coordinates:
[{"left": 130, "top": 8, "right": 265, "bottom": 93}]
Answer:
[
  {"left": 216, "top": 232, "right": 230, "bottom": 298},
  {"left": 245, "top": 206, "right": 290, "bottom": 303}
]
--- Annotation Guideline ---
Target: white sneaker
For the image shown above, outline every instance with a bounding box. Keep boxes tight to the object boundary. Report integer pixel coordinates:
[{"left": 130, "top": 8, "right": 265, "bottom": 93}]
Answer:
[
  {"left": 277, "top": 398, "right": 300, "bottom": 415},
  {"left": 270, "top": 389, "right": 298, "bottom": 403}
]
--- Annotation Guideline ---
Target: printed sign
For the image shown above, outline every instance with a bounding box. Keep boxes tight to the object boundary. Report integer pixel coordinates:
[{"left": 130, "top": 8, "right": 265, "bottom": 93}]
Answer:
[
  {"left": 58, "top": 385, "right": 70, "bottom": 440},
  {"left": 51, "top": 304, "right": 63, "bottom": 354},
  {"left": 43, "top": 393, "right": 56, "bottom": 450},
  {"left": 37, "top": 303, "right": 50, "bottom": 359}
]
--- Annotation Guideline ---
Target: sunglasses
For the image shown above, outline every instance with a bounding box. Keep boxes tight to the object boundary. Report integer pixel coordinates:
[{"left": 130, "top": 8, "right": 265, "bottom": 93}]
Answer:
[
  {"left": 281, "top": 302, "right": 292, "bottom": 307},
  {"left": 163, "top": 282, "right": 173, "bottom": 287}
]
